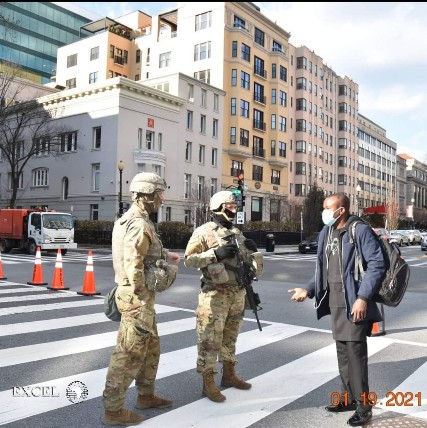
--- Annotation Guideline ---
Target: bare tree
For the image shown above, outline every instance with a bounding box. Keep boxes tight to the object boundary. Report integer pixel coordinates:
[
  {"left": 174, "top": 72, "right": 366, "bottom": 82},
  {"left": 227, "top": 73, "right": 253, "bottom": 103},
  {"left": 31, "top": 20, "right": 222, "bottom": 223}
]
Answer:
[
  {"left": 385, "top": 183, "right": 399, "bottom": 231},
  {"left": 303, "top": 184, "right": 325, "bottom": 238},
  {"left": 185, "top": 179, "right": 213, "bottom": 228}
]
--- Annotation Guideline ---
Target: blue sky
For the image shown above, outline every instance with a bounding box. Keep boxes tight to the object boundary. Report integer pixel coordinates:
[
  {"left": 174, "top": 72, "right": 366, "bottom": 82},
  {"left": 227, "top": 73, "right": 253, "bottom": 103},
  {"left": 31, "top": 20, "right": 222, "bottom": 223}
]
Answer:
[{"left": 72, "top": 2, "right": 427, "bottom": 164}]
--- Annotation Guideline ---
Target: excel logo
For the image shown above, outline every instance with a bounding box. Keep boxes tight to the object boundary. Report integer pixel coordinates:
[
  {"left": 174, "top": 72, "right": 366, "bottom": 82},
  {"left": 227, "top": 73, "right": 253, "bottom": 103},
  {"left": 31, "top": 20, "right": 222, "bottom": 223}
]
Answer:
[{"left": 12, "top": 386, "right": 60, "bottom": 397}]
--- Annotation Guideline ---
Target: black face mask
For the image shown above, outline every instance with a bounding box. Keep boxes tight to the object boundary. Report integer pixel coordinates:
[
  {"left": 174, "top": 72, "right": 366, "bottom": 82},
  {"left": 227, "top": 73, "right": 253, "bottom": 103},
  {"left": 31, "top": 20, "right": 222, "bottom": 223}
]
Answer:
[{"left": 212, "top": 213, "right": 233, "bottom": 229}]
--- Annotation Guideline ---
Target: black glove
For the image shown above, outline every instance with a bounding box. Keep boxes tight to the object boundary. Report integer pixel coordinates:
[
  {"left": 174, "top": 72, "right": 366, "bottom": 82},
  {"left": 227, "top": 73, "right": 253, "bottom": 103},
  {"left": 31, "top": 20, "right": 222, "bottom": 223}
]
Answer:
[
  {"left": 214, "top": 243, "right": 238, "bottom": 260},
  {"left": 244, "top": 239, "right": 258, "bottom": 252}
]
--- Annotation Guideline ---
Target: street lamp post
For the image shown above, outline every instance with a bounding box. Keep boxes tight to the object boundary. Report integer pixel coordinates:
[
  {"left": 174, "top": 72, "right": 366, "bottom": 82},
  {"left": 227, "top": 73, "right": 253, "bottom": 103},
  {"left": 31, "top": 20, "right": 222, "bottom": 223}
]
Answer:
[
  {"left": 411, "top": 197, "right": 415, "bottom": 229},
  {"left": 356, "top": 184, "right": 362, "bottom": 217},
  {"left": 118, "top": 160, "right": 125, "bottom": 217}
]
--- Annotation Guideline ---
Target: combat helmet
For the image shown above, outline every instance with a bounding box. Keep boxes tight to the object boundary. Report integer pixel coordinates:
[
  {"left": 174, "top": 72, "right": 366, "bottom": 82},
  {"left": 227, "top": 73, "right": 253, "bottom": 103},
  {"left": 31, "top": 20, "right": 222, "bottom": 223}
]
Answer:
[
  {"left": 129, "top": 172, "right": 166, "bottom": 194},
  {"left": 209, "top": 190, "right": 237, "bottom": 211}
]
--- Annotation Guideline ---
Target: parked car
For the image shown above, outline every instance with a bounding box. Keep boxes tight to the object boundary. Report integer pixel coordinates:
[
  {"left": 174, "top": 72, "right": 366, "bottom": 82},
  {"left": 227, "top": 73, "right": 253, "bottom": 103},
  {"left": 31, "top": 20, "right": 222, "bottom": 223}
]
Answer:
[
  {"left": 421, "top": 232, "right": 427, "bottom": 251},
  {"left": 298, "top": 233, "right": 319, "bottom": 254},
  {"left": 401, "top": 229, "right": 423, "bottom": 245},
  {"left": 389, "top": 230, "right": 409, "bottom": 247},
  {"left": 372, "top": 228, "right": 390, "bottom": 242}
]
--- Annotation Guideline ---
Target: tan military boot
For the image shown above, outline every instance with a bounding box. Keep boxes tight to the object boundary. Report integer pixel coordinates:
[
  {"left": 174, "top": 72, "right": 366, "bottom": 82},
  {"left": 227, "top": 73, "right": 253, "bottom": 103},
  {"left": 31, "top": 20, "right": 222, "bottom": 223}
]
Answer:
[
  {"left": 202, "top": 371, "right": 226, "bottom": 402},
  {"left": 221, "top": 362, "right": 252, "bottom": 390},
  {"left": 136, "top": 394, "right": 173, "bottom": 409},
  {"left": 103, "top": 408, "right": 144, "bottom": 426}
]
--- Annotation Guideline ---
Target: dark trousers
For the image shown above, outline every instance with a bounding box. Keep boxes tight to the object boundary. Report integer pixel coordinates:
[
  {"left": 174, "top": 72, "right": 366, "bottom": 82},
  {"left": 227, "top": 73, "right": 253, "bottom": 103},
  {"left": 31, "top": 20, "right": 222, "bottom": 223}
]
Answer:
[{"left": 336, "top": 340, "right": 370, "bottom": 410}]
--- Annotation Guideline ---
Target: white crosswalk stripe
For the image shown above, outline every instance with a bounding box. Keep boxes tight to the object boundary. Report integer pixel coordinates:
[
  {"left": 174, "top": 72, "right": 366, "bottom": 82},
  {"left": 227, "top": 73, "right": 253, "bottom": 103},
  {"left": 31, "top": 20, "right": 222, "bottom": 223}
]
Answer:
[{"left": 0, "top": 281, "right": 425, "bottom": 427}]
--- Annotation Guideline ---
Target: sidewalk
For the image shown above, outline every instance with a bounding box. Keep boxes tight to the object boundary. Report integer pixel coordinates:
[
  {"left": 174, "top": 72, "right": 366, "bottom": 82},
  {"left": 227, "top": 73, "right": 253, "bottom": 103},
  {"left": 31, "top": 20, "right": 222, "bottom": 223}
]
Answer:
[{"left": 71, "top": 244, "right": 300, "bottom": 256}]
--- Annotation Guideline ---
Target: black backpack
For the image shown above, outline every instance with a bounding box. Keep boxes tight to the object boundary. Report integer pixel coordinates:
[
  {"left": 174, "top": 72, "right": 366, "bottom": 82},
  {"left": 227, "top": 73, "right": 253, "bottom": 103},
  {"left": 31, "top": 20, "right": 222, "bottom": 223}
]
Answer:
[{"left": 349, "top": 221, "right": 410, "bottom": 307}]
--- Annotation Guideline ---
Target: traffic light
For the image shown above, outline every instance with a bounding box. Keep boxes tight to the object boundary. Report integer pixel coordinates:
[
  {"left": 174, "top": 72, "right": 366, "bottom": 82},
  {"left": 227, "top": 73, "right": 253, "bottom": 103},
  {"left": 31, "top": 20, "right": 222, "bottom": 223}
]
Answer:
[
  {"left": 237, "top": 170, "right": 245, "bottom": 207},
  {"left": 232, "top": 189, "right": 243, "bottom": 211}
]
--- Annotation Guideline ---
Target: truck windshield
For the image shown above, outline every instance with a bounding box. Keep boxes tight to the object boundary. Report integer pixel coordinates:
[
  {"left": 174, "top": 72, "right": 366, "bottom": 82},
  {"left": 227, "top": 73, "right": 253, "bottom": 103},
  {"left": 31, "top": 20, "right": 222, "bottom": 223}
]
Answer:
[{"left": 42, "top": 214, "right": 73, "bottom": 230}]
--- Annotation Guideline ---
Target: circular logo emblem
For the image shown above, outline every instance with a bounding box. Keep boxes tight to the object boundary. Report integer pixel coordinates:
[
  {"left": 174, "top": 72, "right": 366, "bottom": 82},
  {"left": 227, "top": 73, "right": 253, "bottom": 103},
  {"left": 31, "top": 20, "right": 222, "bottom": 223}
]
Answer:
[{"left": 66, "top": 381, "right": 88, "bottom": 403}]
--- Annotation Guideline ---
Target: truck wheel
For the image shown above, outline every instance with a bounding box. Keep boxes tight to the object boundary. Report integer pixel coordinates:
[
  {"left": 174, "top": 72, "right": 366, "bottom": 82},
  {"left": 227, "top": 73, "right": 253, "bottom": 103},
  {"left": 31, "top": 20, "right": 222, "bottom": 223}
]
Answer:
[
  {"left": 0, "top": 239, "right": 12, "bottom": 253},
  {"left": 61, "top": 249, "right": 68, "bottom": 256},
  {"left": 28, "top": 241, "right": 37, "bottom": 256}
]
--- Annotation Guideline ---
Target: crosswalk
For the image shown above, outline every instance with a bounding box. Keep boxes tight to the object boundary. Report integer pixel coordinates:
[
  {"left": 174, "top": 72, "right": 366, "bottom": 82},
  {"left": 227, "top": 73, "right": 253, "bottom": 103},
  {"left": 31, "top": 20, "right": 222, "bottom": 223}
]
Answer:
[{"left": 0, "top": 281, "right": 426, "bottom": 427}]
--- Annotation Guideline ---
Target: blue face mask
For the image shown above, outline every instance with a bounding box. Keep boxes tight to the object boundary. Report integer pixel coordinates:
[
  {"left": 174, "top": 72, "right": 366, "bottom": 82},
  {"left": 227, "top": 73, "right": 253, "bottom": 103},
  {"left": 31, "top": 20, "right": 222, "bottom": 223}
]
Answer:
[{"left": 322, "top": 207, "right": 342, "bottom": 227}]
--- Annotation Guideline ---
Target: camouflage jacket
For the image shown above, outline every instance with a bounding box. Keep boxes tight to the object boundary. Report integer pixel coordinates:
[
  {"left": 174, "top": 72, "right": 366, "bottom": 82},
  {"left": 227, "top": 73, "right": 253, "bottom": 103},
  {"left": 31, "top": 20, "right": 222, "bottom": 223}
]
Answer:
[
  {"left": 112, "top": 203, "right": 164, "bottom": 304},
  {"left": 184, "top": 220, "right": 263, "bottom": 289}
]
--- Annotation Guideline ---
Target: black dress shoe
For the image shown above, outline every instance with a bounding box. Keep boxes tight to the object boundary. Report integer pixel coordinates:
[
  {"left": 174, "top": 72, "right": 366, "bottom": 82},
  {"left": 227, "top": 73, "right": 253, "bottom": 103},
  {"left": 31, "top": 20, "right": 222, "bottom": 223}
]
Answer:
[
  {"left": 347, "top": 409, "right": 373, "bottom": 426},
  {"left": 325, "top": 400, "right": 357, "bottom": 412}
]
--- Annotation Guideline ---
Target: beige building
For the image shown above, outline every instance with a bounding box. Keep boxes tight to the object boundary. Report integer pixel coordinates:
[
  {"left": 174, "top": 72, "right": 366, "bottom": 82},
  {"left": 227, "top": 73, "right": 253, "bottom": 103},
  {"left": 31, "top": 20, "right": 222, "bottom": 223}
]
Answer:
[{"left": 52, "top": 2, "right": 399, "bottom": 222}]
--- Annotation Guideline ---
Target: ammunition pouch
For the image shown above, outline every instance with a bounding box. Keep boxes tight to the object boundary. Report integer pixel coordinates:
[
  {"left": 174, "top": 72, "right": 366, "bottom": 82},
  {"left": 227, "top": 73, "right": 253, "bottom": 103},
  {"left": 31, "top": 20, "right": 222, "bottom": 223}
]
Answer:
[
  {"left": 207, "top": 262, "right": 230, "bottom": 284},
  {"left": 144, "top": 260, "right": 178, "bottom": 292},
  {"left": 251, "top": 252, "right": 264, "bottom": 277}
]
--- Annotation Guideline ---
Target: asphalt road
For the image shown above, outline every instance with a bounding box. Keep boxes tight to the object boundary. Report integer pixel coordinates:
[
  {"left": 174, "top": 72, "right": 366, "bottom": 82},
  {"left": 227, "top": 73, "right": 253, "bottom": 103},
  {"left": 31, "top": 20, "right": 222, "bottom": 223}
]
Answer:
[{"left": 0, "top": 246, "right": 426, "bottom": 427}]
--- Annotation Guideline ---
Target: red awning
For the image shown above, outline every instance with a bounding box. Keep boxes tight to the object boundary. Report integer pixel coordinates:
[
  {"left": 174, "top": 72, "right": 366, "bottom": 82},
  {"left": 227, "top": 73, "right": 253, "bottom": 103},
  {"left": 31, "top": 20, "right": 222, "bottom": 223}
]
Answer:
[{"left": 363, "top": 205, "right": 387, "bottom": 215}]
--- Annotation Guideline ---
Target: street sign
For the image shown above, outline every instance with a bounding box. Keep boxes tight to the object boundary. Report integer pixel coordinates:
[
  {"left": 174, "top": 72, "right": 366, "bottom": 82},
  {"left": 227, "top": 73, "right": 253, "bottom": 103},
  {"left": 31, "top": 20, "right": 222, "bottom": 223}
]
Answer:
[{"left": 236, "top": 211, "right": 245, "bottom": 224}]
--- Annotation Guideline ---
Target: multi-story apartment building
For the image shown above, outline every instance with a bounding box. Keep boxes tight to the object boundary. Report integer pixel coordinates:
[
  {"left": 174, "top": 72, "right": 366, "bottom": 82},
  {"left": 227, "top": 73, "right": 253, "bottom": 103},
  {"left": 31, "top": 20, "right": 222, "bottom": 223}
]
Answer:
[
  {"left": 0, "top": 74, "right": 225, "bottom": 221},
  {"left": 357, "top": 114, "right": 397, "bottom": 213},
  {"left": 0, "top": 2, "right": 97, "bottom": 84},
  {"left": 398, "top": 153, "right": 427, "bottom": 225},
  {"left": 396, "top": 154, "right": 408, "bottom": 219}
]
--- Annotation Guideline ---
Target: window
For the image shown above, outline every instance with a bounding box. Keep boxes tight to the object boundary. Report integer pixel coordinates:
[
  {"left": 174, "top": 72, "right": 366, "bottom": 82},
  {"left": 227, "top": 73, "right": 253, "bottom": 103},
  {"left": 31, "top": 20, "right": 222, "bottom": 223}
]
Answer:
[
  {"left": 194, "top": 69, "right": 210, "bottom": 84},
  {"left": 295, "top": 184, "right": 306, "bottom": 196},
  {"left": 279, "top": 141, "right": 286, "bottom": 157},
  {"left": 146, "top": 131, "right": 155, "bottom": 150},
  {"left": 32, "top": 168, "right": 48, "bottom": 186},
  {"left": 159, "top": 52, "right": 171, "bottom": 68},
  {"left": 271, "top": 114, "right": 276, "bottom": 130},
  {"left": 296, "top": 162, "right": 306, "bottom": 175},
  {"left": 90, "top": 46, "right": 99, "bottom": 61},
  {"left": 231, "top": 160, "right": 243, "bottom": 176},
  {"left": 279, "top": 66, "right": 287, "bottom": 82},
  {"left": 234, "top": 16, "right": 246, "bottom": 29},
  {"left": 254, "top": 56, "right": 265, "bottom": 78},
  {"left": 197, "top": 176, "right": 205, "bottom": 199},
  {"left": 92, "top": 164, "right": 100, "bottom": 191},
  {"left": 93, "top": 127, "right": 101, "bottom": 149},
  {"left": 212, "top": 119, "right": 218, "bottom": 138},
  {"left": 272, "top": 63, "right": 277, "bottom": 79},
  {"left": 279, "top": 116, "right": 286, "bottom": 132},
  {"left": 230, "top": 127, "right": 236, "bottom": 144},
  {"left": 279, "top": 90, "right": 287, "bottom": 107},
  {"left": 195, "top": 11, "right": 212, "bottom": 31},
  {"left": 254, "top": 82, "right": 265, "bottom": 103},
  {"left": 272, "top": 40, "right": 283, "bottom": 53},
  {"left": 271, "top": 170, "right": 280, "bottom": 185},
  {"left": 62, "top": 177, "right": 69, "bottom": 200},
  {"left": 271, "top": 88, "right": 276, "bottom": 104},
  {"left": 90, "top": 204, "right": 99, "bottom": 220},
  {"left": 184, "top": 174, "right": 191, "bottom": 198},
  {"left": 188, "top": 83, "right": 194, "bottom": 101},
  {"left": 185, "top": 141, "right": 192, "bottom": 161},
  {"left": 200, "top": 115, "right": 206, "bottom": 134},
  {"left": 184, "top": 209, "right": 191, "bottom": 225},
  {"left": 211, "top": 148, "right": 217, "bottom": 166},
  {"left": 252, "top": 165, "right": 263, "bottom": 182},
  {"left": 232, "top": 41, "right": 238, "bottom": 57},
  {"left": 241, "top": 71, "right": 250, "bottom": 89},
  {"left": 199, "top": 145, "right": 205, "bottom": 163},
  {"left": 211, "top": 178, "right": 217, "bottom": 196},
  {"left": 231, "top": 98, "right": 236, "bottom": 115},
  {"left": 297, "top": 56, "right": 307, "bottom": 69},
  {"left": 201, "top": 89, "right": 207, "bottom": 107},
  {"left": 194, "top": 42, "right": 211, "bottom": 61},
  {"left": 8, "top": 172, "right": 23, "bottom": 189},
  {"left": 296, "top": 77, "right": 307, "bottom": 90},
  {"left": 187, "top": 110, "right": 193, "bottom": 130},
  {"left": 67, "top": 54, "right": 77, "bottom": 68},
  {"left": 296, "top": 140, "right": 306, "bottom": 153},
  {"left": 240, "top": 99, "right": 249, "bottom": 118},
  {"left": 241, "top": 43, "right": 250, "bottom": 62},
  {"left": 136, "top": 49, "right": 141, "bottom": 63},
  {"left": 89, "top": 72, "right": 98, "bottom": 84},
  {"left": 240, "top": 129, "right": 249, "bottom": 146},
  {"left": 253, "top": 136, "right": 264, "bottom": 157},
  {"left": 35, "top": 137, "right": 50, "bottom": 156},
  {"left": 254, "top": 27, "right": 265, "bottom": 47},
  {"left": 214, "top": 93, "right": 219, "bottom": 111},
  {"left": 66, "top": 78, "right": 76, "bottom": 89},
  {"left": 60, "top": 131, "right": 77, "bottom": 152}
]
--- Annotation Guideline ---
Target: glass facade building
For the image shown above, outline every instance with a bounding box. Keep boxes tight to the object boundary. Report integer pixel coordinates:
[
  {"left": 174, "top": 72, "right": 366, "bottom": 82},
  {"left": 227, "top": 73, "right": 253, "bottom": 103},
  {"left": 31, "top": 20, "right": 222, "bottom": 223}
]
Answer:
[{"left": 0, "top": 2, "right": 95, "bottom": 83}]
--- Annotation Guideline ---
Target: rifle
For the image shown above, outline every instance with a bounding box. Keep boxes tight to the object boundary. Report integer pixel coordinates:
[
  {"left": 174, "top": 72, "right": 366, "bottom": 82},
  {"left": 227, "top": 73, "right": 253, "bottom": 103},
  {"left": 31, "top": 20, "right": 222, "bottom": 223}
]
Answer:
[{"left": 229, "top": 235, "right": 263, "bottom": 331}]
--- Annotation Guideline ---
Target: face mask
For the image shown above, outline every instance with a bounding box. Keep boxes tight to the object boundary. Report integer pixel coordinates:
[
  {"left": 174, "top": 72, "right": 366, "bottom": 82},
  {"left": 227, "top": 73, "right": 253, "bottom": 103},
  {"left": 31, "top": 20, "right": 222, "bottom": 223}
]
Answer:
[{"left": 322, "top": 207, "right": 342, "bottom": 227}]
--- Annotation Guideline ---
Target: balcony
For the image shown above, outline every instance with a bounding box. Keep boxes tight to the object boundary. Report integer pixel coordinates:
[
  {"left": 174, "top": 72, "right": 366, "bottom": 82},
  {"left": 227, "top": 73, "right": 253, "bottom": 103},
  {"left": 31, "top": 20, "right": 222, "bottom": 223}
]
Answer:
[
  {"left": 254, "top": 67, "right": 267, "bottom": 79},
  {"left": 253, "top": 147, "right": 265, "bottom": 158},
  {"left": 253, "top": 93, "right": 266, "bottom": 105},
  {"left": 253, "top": 119, "right": 266, "bottom": 131}
]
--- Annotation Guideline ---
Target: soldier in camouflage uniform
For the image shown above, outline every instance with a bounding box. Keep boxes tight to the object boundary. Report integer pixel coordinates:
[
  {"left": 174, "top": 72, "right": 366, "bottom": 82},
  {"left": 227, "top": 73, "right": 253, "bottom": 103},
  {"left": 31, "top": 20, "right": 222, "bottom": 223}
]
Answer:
[
  {"left": 184, "top": 190, "right": 263, "bottom": 402},
  {"left": 102, "top": 172, "right": 180, "bottom": 426}
]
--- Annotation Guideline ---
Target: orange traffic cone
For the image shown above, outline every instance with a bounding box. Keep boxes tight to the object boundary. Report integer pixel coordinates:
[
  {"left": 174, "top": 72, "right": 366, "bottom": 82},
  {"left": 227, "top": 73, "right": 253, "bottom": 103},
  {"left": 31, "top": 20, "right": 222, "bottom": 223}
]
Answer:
[
  {"left": 27, "top": 247, "right": 48, "bottom": 286},
  {"left": 77, "top": 251, "right": 100, "bottom": 296},
  {"left": 371, "top": 321, "right": 386, "bottom": 337},
  {"left": 0, "top": 250, "right": 7, "bottom": 281},
  {"left": 47, "top": 249, "right": 69, "bottom": 291}
]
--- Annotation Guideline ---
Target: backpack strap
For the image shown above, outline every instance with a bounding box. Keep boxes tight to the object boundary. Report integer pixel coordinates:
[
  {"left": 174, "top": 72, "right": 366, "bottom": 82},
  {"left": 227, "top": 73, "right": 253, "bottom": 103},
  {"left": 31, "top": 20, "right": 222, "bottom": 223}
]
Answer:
[{"left": 349, "top": 220, "right": 365, "bottom": 281}]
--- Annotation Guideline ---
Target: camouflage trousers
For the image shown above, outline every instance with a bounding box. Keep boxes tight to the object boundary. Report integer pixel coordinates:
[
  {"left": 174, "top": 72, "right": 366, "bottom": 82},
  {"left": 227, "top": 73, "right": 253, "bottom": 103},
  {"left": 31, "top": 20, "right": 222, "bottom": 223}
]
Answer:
[
  {"left": 103, "top": 294, "right": 159, "bottom": 411},
  {"left": 195, "top": 287, "right": 246, "bottom": 373}
]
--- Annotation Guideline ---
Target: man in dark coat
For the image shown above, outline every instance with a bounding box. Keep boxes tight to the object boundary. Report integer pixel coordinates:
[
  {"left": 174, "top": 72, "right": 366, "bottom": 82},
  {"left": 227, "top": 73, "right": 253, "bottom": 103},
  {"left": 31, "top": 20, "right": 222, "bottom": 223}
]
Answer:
[{"left": 289, "top": 193, "right": 386, "bottom": 427}]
